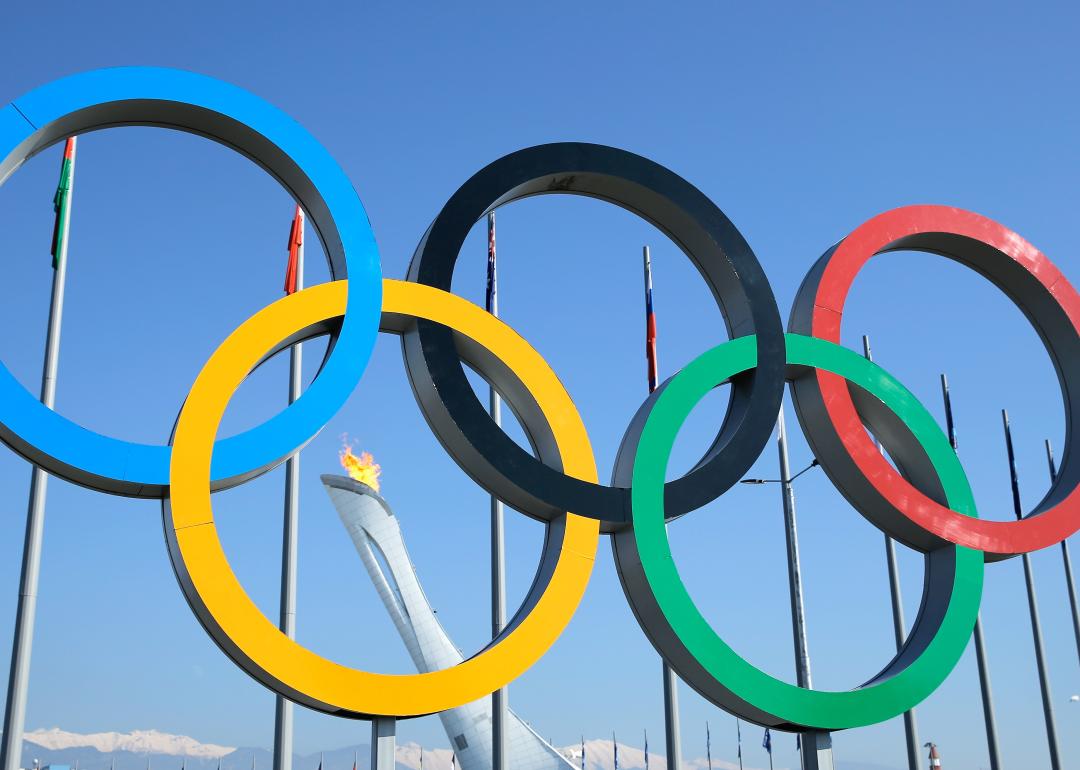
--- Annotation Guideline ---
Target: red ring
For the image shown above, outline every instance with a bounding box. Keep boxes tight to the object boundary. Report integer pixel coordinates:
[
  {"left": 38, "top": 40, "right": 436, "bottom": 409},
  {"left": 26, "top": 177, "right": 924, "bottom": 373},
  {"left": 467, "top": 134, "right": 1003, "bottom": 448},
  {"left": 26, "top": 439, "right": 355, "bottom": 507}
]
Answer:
[{"left": 808, "top": 205, "right": 1080, "bottom": 556}]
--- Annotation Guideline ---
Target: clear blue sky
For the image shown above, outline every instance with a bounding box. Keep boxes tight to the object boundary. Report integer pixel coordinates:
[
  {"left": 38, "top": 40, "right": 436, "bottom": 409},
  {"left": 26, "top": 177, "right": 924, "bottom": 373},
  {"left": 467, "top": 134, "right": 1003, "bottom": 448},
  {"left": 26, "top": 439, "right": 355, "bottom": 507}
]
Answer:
[{"left": 0, "top": 2, "right": 1078, "bottom": 769}]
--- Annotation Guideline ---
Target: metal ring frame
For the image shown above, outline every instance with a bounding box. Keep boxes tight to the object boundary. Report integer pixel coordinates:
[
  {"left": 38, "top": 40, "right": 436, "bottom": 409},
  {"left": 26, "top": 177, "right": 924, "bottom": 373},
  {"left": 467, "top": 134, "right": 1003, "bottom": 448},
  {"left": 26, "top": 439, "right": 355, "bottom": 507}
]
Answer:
[
  {"left": 403, "top": 142, "right": 786, "bottom": 530},
  {"left": 0, "top": 66, "right": 382, "bottom": 496},
  {"left": 2, "top": 69, "right": 1078, "bottom": 730}
]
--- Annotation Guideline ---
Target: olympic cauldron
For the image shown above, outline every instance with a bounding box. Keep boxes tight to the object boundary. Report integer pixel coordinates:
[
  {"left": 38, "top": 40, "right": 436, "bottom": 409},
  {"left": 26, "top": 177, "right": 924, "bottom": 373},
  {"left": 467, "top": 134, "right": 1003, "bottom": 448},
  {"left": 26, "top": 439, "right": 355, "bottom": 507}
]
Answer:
[{"left": 1, "top": 68, "right": 1078, "bottom": 734}]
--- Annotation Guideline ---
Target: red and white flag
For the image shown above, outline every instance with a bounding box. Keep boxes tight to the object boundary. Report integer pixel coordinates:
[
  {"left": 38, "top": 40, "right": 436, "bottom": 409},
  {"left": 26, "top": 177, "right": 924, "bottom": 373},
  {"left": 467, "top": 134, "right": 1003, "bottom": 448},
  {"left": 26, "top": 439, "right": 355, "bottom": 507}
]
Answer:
[{"left": 284, "top": 204, "right": 304, "bottom": 294}]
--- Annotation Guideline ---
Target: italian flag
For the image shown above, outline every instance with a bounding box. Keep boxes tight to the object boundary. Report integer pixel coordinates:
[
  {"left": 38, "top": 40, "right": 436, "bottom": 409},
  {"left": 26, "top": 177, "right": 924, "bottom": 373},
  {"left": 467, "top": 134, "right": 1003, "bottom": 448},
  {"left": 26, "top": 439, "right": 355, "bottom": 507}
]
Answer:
[{"left": 50, "top": 136, "right": 77, "bottom": 269}]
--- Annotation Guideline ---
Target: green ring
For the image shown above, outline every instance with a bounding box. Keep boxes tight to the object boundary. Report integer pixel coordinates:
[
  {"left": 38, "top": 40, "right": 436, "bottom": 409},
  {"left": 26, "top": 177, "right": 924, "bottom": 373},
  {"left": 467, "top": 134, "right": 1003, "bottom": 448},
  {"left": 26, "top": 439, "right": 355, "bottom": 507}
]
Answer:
[{"left": 629, "top": 333, "right": 983, "bottom": 729}]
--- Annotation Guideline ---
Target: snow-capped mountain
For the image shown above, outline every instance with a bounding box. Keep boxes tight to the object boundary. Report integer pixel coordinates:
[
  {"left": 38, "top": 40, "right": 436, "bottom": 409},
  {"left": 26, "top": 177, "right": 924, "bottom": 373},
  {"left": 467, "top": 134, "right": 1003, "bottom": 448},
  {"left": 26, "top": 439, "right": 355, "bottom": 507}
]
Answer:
[
  {"left": 18, "top": 728, "right": 894, "bottom": 770},
  {"left": 554, "top": 738, "right": 757, "bottom": 770},
  {"left": 26, "top": 729, "right": 233, "bottom": 759}
]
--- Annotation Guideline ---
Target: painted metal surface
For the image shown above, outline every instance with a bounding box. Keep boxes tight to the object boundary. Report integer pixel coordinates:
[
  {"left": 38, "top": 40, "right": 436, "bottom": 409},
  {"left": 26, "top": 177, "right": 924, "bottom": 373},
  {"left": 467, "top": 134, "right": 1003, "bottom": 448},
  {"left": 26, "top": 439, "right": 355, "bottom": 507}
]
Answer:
[
  {"left": 0, "top": 68, "right": 1076, "bottom": 739},
  {"left": 789, "top": 205, "right": 1080, "bottom": 558},
  {"left": 613, "top": 334, "right": 982, "bottom": 730},
  {"left": 163, "top": 280, "right": 599, "bottom": 718},
  {"left": 404, "top": 142, "right": 786, "bottom": 530},
  {"left": 0, "top": 67, "right": 382, "bottom": 496}
]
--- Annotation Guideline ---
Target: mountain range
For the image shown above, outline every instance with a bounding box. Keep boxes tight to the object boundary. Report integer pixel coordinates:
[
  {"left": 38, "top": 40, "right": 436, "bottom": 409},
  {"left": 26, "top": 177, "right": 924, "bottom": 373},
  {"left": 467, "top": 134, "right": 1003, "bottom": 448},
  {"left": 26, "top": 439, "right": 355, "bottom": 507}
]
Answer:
[{"left": 18, "top": 727, "right": 899, "bottom": 770}]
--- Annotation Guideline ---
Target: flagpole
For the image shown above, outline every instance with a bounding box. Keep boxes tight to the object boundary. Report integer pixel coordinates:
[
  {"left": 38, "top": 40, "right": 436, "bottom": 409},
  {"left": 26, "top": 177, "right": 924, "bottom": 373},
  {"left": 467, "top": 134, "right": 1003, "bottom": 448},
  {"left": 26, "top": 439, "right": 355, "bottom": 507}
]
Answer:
[
  {"left": 643, "top": 246, "right": 683, "bottom": 770},
  {"left": 1002, "top": 409, "right": 1061, "bottom": 770},
  {"left": 735, "top": 719, "right": 743, "bottom": 770},
  {"left": 776, "top": 406, "right": 835, "bottom": 770},
  {"left": 1045, "top": 439, "right": 1080, "bottom": 664},
  {"left": 486, "top": 211, "right": 508, "bottom": 770},
  {"left": 274, "top": 205, "right": 304, "bottom": 770},
  {"left": 861, "top": 337, "right": 920, "bottom": 770},
  {"left": 0, "top": 136, "right": 77, "bottom": 770},
  {"left": 939, "top": 375, "right": 1000, "bottom": 770}
]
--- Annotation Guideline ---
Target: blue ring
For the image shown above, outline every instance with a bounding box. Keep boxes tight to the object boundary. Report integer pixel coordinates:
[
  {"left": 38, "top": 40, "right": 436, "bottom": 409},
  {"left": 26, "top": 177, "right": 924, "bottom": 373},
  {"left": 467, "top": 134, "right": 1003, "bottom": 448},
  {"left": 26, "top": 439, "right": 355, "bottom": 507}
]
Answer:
[{"left": 0, "top": 67, "right": 382, "bottom": 496}]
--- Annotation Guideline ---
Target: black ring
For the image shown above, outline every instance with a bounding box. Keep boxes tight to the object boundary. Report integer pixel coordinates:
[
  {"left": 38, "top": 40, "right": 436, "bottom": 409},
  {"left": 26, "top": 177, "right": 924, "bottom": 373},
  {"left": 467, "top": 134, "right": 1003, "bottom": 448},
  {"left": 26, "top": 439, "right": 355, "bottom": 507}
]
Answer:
[{"left": 403, "top": 143, "right": 785, "bottom": 528}]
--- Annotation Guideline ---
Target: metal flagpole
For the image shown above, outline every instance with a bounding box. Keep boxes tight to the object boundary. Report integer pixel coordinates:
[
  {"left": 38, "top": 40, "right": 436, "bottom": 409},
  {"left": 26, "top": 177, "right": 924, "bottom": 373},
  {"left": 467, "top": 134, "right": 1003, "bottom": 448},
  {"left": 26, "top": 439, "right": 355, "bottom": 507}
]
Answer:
[
  {"left": 0, "top": 136, "right": 78, "bottom": 770},
  {"left": 1001, "top": 409, "right": 1061, "bottom": 770},
  {"left": 487, "top": 211, "right": 507, "bottom": 770},
  {"left": 776, "top": 407, "right": 834, "bottom": 770},
  {"left": 735, "top": 719, "right": 743, "bottom": 770},
  {"left": 1044, "top": 439, "right": 1080, "bottom": 664},
  {"left": 273, "top": 205, "right": 305, "bottom": 770},
  {"left": 661, "top": 661, "right": 681, "bottom": 770},
  {"left": 939, "top": 375, "right": 1000, "bottom": 770},
  {"left": 643, "top": 246, "right": 682, "bottom": 770},
  {"left": 861, "top": 338, "right": 920, "bottom": 770}
]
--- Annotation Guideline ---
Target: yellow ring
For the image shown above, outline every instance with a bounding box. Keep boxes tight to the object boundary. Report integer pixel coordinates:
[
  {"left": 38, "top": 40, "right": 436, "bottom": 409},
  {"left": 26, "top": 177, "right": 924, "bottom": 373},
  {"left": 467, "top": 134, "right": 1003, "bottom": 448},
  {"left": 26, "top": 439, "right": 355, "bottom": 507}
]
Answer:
[{"left": 166, "top": 279, "right": 600, "bottom": 717}]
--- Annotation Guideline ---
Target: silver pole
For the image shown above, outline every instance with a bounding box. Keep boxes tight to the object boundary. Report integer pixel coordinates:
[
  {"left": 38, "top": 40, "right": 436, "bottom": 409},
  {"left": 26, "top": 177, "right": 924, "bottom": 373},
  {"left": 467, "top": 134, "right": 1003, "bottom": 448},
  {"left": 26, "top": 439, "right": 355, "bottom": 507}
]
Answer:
[
  {"left": 643, "top": 245, "right": 682, "bottom": 770},
  {"left": 487, "top": 212, "right": 507, "bottom": 770},
  {"left": 776, "top": 407, "right": 833, "bottom": 770},
  {"left": 861, "top": 337, "right": 920, "bottom": 770},
  {"left": 1002, "top": 410, "right": 1061, "bottom": 770},
  {"left": 939, "top": 374, "right": 1001, "bottom": 770},
  {"left": 735, "top": 720, "right": 743, "bottom": 770},
  {"left": 273, "top": 211, "right": 304, "bottom": 770},
  {"left": 1044, "top": 440, "right": 1080, "bottom": 664},
  {"left": 662, "top": 661, "right": 682, "bottom": 770},
  {"left": 371, "top": 718, "right": 396, "bottom": 770},
  {"left": 0, "top": 137, "right": 77, "bottom": 770}
]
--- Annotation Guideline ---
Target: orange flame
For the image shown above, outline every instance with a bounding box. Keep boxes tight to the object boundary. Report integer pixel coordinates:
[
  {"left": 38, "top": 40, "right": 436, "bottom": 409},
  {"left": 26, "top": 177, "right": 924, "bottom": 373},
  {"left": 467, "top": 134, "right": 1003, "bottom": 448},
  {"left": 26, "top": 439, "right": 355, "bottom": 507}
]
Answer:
[{"left": 340, "top": 442, "right": 381, "bottom": 492}]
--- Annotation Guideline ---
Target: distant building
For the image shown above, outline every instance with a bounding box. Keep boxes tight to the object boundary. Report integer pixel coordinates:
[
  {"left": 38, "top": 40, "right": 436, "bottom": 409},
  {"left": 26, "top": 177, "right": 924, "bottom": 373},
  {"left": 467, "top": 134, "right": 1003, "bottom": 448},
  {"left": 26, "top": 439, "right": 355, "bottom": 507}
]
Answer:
[{"left": 322, "top": 475, "right": 578, "bottom": 770}]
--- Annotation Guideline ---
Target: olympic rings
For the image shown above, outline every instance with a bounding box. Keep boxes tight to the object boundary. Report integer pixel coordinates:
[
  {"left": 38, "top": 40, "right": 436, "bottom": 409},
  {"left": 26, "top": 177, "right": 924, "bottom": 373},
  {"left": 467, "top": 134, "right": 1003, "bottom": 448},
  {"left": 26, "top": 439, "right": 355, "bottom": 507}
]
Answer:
[
  {"left": 4, "top": 68, "right": 1080, "bottom": 731},
  {"left": 403, "top": 143, "right": 786, "bottom": 530},
  {"left": 789, "top": 206, "right": 1080, "bottom": 559},
  {"left": 613, "top": 334, "right": 982, "bottom": 730},
  {"left": 0, "top": 67, "right": 382, "bottom": 496},
  {"left": 165, "top": 279, "right": 599, "bottom": 718}
]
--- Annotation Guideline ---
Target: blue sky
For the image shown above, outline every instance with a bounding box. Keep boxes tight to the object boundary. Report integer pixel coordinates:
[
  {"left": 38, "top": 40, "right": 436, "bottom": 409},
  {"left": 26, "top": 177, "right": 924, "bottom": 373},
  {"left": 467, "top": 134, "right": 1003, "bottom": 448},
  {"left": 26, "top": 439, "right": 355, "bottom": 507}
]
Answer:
[{"left": 0, "top": 2, "right": 1078, "bottom": 769}]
